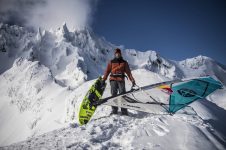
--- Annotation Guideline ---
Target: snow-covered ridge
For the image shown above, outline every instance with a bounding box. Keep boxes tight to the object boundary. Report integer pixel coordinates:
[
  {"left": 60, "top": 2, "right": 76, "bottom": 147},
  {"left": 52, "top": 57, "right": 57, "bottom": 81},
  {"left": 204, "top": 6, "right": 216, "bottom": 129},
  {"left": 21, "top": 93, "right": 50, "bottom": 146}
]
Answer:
[
  {"left": 175, "top": 55, "right": 226, "bottom": 84},
  {"left": 1, "top": 23, "right": 225, "bottom": 88},
  {"left": 1, "top": 23, "right": 114, "bottom": 88}
]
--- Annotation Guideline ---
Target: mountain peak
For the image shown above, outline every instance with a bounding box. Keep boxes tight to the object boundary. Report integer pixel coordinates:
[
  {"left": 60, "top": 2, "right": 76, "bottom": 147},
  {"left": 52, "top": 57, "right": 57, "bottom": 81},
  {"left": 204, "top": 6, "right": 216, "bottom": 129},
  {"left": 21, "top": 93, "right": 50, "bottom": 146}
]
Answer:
[
  {"left": 62, "top": 22, "right": 70, "bottom": 34},
  {"left": 1, "top": 23, "right": 225, "bottom": 87}
]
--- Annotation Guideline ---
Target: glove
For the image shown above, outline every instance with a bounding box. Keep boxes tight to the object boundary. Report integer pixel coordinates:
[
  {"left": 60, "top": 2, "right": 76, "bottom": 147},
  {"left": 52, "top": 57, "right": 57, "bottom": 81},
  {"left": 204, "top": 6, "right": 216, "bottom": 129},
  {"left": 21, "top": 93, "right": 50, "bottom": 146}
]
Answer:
[{"left": 132, "top": 81, "right": 136, "bottom": 87}]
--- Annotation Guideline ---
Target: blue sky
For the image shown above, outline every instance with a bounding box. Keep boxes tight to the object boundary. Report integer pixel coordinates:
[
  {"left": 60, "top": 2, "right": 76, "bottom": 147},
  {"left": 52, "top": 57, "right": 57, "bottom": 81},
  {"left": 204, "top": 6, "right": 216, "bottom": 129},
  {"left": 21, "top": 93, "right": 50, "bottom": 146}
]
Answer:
[{"left": 93, "top": 0, "right": 226, "bottom": 65}]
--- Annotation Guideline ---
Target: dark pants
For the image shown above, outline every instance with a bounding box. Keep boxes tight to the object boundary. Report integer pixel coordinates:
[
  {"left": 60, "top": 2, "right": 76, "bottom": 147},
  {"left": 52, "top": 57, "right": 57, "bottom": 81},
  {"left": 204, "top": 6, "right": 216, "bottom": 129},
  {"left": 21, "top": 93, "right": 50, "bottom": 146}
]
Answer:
[{"left": 110, "top": 80, "right": 127, "bottom": 113}]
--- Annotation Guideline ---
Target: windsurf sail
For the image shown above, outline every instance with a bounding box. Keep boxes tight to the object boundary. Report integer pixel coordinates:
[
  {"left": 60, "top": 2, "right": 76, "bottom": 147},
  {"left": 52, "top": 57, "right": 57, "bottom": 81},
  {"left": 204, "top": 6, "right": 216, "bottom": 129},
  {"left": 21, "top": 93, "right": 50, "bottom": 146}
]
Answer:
[
  {"left": 169, "top": 76, "right": 223, "bottom": 113},
  {"left": 96, "top": 76, "right": 223, "bottom": 114}
]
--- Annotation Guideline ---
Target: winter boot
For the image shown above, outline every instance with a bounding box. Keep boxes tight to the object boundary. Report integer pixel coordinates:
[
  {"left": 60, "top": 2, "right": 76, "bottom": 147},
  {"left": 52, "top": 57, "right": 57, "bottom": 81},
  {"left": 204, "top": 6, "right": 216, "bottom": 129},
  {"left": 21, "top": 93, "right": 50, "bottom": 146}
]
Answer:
[
  {"left": 121, "top": 108, "right": 128, "bottom": 116},
  {"left": 111, "top": 106, "right": 118, "bottom": 115}
]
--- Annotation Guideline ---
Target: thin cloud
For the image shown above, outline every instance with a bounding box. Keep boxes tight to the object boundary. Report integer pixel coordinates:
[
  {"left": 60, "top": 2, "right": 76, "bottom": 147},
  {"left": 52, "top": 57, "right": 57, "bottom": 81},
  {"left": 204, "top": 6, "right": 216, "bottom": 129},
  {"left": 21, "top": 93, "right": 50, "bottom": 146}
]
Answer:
[{"left": 0, "top": 0, "right": 99, "bottom": 30}]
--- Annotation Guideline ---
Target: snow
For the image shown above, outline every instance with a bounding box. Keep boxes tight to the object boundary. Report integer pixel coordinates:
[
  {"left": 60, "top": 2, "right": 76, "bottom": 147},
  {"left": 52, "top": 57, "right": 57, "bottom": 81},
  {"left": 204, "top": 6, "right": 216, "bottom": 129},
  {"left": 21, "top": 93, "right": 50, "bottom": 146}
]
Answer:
[
  {"left": 0, "top": 58, "right": 70, "bottom": 146},
  {"left": 0, "top": 23, "right": 226, "bottom": 149},
  {"left": 174, "top": 55, "right": 226, "bottom": 85}
]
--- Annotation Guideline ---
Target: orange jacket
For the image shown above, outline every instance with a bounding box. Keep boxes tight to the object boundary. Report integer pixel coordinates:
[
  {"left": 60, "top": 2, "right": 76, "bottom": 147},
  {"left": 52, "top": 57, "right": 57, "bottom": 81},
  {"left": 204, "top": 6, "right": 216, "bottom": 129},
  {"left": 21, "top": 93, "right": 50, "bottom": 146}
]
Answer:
[{"left": 103, "top": 58, "right": 135, "bottom": 82}]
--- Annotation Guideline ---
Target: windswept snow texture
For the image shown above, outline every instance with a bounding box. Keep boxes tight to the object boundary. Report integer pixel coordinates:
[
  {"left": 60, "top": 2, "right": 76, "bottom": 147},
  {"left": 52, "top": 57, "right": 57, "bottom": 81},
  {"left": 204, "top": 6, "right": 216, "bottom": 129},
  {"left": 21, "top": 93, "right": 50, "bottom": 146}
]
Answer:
[
  {"left": 0, "top": 23, "right": 226, "bottom": 149},
  {"left": 1, "top": 69, "right": 226, "bottom": 150}
]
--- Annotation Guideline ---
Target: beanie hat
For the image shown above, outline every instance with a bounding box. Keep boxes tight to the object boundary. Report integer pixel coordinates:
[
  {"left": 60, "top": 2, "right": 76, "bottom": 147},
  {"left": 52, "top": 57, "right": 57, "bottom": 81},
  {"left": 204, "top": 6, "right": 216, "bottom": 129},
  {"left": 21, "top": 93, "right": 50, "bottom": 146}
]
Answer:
[{"left": 114, "top": 48, "right": 121, "bottom": 54}]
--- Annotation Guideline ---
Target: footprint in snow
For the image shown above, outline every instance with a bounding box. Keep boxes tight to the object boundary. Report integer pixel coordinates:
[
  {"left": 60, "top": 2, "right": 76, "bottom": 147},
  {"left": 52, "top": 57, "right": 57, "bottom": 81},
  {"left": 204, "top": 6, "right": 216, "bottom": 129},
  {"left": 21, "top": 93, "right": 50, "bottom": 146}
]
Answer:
[
  {"left": 152, "top": 124, "right": 169, "bottom": 136},
  {"left": 157, "top": 117, "right": 169, "bottom": 125}
]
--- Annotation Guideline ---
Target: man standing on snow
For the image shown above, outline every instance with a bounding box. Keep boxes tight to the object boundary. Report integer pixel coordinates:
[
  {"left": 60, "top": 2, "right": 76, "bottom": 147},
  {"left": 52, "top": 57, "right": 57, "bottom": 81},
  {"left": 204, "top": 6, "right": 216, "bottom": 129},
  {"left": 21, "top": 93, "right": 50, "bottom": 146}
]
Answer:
[{"left": 102, "top": 48, "right": 136, "bottom": 115}]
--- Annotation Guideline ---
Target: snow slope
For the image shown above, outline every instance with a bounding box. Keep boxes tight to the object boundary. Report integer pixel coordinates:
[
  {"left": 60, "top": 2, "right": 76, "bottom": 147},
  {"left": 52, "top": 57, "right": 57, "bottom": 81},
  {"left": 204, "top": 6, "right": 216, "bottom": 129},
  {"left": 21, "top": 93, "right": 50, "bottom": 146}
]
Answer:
[
  {"left": 0, "top": 23, "right": 226, "bottom": 149},
  {"left": 173, "top": 55, "right": 226, "bottom": 85},
  {"left": 0, "top": 58, "right": 71, "bottom": 146},
  {"left": 2, "top": 69, "right": 226, "bottom": 150}
]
